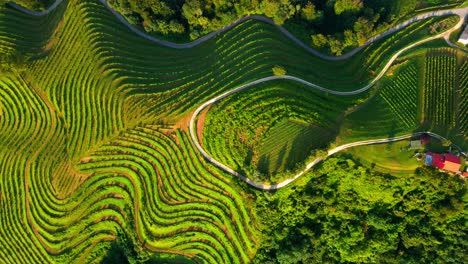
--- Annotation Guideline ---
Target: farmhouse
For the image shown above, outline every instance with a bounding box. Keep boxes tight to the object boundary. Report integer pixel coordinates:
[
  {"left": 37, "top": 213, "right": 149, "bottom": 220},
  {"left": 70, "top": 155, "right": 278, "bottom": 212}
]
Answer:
[
  {"left": 458, "top": 25, "right": 468, "bottom": 45},
  {"left": 425, "top": 153, "right": 461, "bottom": 173}
]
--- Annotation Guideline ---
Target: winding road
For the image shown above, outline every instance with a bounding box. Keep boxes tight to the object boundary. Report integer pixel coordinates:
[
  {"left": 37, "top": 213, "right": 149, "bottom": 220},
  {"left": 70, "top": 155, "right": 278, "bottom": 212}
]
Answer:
[{"left": 9, "top": 0, "right": 468, "bottom": 190}]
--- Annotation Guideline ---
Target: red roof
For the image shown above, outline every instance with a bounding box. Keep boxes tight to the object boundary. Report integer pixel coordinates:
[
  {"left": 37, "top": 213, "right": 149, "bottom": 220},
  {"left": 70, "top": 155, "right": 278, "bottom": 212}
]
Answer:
[
  {"left": 444, "top": 154, "right": 460, "bottom": 164},
  {"left": 431, "top": 153, "right": 445, "bottom": 169},
  {"left": 462, "top": 172, "right": 468, "bottom": 177}
]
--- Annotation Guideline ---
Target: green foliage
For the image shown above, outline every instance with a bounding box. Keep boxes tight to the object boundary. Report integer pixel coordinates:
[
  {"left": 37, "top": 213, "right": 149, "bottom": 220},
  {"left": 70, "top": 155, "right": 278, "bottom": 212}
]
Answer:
[
  {"left": 271, "top": 65, "right": 286, "bottom": 76},
  {"left": 253, "top": 157, "right": 467, "bottom": 263},
  {"left": 4, "top": 0, "right": 51, "bottom": 10},
  {"left": 0, "top": 50, "right": 28, "bottom": 73},
  {"left": 300, "top": 1, "right": 321, "bottom": 21},
  {"left": 310, "top": 33, "right": 327, "bottom": 48},
  {"left": 203, "top": 80, "right": 359, "bottom": 182},
  {"left": 333, "top": 0, "right": 363, "bottom": 15}
]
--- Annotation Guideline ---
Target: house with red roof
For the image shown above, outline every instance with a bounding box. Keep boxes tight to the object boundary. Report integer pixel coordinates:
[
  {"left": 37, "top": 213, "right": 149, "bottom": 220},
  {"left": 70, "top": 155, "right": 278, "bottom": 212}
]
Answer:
[{"left": 425, "top": 153, "right": 461, "bottom": 173}]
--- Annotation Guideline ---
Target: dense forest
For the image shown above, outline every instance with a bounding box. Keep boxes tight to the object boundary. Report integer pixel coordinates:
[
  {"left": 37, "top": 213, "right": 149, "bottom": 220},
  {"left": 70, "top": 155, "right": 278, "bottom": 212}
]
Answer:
[
  {"left": 2, "top": 0, "right": 464, "bottom": 54},
  {"left": 252, "top": 157, "right": 467, "bottom": 263}
]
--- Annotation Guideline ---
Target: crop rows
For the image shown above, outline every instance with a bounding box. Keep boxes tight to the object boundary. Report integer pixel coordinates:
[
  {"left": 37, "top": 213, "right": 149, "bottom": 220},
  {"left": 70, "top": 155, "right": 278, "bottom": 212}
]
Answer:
[
  {"left": 257, "top": 120, "right": 333, "bottom": 176},
  {"left": 203, "top": 80, "right": 357, "bottom": 178},
  {"left": 458, "top": 60, "right": 468, "bottom": 135},
  {"left": 0, "top": 74, "right": 258, "bottom": 264},
  {"left": 77, "top": 128, "right": 257, "bottom": 263},
  {"left": 380, "top": 64, "right": 419, "bottom": 129},
  {"left": 0, "top": 0, "right": 463, "bottom": 262},
  {"left": 422, "top": 49, "right": 457, "bottom": 127}
]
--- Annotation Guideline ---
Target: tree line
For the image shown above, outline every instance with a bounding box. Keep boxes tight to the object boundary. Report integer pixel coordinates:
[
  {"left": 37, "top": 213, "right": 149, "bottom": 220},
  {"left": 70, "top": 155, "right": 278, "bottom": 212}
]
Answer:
[
  {"left": 252, "top": 157, "right": 466, "bottom": 263},
  {"left": 2, "top": 0, "right": 463, "bottom": 54}
]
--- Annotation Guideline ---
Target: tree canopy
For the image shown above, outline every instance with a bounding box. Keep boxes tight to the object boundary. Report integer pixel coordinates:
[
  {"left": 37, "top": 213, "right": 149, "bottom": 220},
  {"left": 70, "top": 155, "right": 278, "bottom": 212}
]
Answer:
[
  {"left": 4, "top": 0, "right": 464, "bottom": 54},
  {"left": 253, "top": 157, "right": 467, "bottom": 263}
]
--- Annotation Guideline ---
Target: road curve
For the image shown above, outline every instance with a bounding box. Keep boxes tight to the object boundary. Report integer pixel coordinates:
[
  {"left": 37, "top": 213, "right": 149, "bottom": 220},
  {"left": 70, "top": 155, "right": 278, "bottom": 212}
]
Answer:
[
  {"left": 9, "top": 0, "right": 468, "bottom": 189},
  {"left": 7, "top": 0, "right": 468, "bottom": 59},
  {"left": 188, "top": 13, "right": 467, "bottom": 190}
]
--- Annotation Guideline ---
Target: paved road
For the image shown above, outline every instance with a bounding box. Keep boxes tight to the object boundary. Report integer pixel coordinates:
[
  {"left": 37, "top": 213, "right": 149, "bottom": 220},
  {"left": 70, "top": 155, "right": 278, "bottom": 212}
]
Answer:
[
  {"left": 10, "top": 0, "right": 468, "bottom": 189},
  {"left": 187, "top": 12, "right": 466, "bottom": 190},
  {"left": 8, "top": 0, "right": 468, "bottom": 58}
]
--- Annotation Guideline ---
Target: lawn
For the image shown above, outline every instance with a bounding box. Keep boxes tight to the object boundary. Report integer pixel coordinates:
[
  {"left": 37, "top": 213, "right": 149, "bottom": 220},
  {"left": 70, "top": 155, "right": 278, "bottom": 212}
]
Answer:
[{"left": 344, "top": 140, "right": 425, "bottom": 177}]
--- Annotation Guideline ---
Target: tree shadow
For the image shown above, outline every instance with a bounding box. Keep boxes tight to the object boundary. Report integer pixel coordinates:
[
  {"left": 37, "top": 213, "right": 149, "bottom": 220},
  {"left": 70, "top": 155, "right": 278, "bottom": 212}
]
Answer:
[
  {"left": 102, "top": 241, "right": 130, "bottom": 264},
  {"left": 257, "top": 154, "right": 271, "bottom": 175},
  {"left": 284, "top": 125, "right": 336, "bottom": 171},
  {"left": 272, "top": 143, "right": 288, "bottom": 174}
]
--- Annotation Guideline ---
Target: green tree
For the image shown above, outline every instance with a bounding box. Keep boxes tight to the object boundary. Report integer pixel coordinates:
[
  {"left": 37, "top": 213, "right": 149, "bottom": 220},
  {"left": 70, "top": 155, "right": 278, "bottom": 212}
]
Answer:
[
  {"left": 334, "top": 0, "right": 363, "bottom": 15},
  {"left": 311, "top": 33, "right": 327, "bottom": 48},
  {"left": 272, "top": 65, "right": 286, "bottom": 76},
  {"left": 300, "top": 1, "right": 319, "bottom": 21}
]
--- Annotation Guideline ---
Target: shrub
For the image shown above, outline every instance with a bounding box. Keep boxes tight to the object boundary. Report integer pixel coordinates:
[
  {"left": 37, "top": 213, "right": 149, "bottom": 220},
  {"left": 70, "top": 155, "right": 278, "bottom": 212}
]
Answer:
[{"left": 272, "top": 65, "right": 286, "bottom": 76}]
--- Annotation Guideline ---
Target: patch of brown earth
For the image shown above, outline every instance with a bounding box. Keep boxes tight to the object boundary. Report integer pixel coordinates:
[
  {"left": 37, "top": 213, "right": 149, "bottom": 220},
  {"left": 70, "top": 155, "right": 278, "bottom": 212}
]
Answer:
[
  {"left": 196, "top": 105, "right": 211, "bottom": 146},
  {"left": 172, "top": 111, "right": 193, "bottom": 132}
]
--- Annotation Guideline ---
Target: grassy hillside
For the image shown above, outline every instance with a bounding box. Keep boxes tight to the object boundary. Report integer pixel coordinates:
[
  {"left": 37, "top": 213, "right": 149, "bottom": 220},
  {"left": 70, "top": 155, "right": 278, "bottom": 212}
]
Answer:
[
  {"left": 0, "top": 0, "right": 466, "bottom": 263},
  {"left": 202, "top": 79, "right": 361, "bottom": 183}
]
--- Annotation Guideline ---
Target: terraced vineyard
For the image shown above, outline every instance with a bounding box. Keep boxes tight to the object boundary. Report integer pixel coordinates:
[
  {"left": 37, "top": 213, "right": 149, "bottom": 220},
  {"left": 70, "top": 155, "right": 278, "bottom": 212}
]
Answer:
[
  {"left": 341, "top": 62, "right": 421, "bottom": 141},
  {"left": 458, "top": 60, "right": 468, "bottom": 134},
  {"left": 257, "top": 120, "right": 333, "bottom": 177},
  {"left": 422, "top": 49, "right": 457, "bottom": 127},
  {"left": 342, "top": 48, "right": 468, "bottom": 144},
  {"left": 0, "top": 0, "right": 467, "bottom": 262},
  {"left": 202, "top": 80, "right": 360, "bottom": 182}
]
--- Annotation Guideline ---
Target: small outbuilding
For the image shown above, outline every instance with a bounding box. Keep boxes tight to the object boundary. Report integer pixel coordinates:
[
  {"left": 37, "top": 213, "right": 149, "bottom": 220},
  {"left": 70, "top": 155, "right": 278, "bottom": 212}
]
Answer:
[
  {"left": 410, "top": 140, "right": 422, "bottom": 149},
  {"left": 458, "top": 25, "right": 468, "bottom": 45}
]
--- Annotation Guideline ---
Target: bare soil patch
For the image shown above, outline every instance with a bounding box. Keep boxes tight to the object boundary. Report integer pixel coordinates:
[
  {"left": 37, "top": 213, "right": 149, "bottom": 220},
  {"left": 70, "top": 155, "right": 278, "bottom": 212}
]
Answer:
[{"left": 196, "top": 105, "right": 211, "bottom": 146}]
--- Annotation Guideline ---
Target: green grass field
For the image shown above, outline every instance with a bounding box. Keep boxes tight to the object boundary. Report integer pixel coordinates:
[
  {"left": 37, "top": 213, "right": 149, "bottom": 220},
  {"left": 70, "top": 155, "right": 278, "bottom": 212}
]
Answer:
[{"left": 0, "top": 0, "right": 466, "bottom": 262}]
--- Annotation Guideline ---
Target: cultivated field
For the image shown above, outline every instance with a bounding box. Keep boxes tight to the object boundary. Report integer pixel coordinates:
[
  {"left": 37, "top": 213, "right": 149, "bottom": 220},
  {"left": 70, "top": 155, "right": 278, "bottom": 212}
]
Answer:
[
  {"left": 0, "top": 0, "right": 467, "bottom": 262},
  {"left": 342, "top": 48, "right": 468, "bottom": 145}
]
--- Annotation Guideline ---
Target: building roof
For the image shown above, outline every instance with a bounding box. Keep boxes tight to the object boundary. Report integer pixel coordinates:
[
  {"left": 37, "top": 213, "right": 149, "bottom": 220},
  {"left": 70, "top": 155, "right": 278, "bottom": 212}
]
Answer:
[
  {"left": 444, "top": 161, "right": 461, "bottom": 173},
  {"left": 426, "top": 153, "right": 445, "bottom": 168},
  {"left": 462, "top": 172, "right": 468, "bottom": 177},
  {"left": 459, "top": 25, "right": 468, "bottom": 44},
  {"left": 444, "top": 154, "right": 460, "bottom": 164},
  {"left": 432, "top": 153, "right": 445, "bottom": 169},
  {"left": 410, "top": 140, "right": 422, "bottom": 149},
  {"left": 443, "top": 154, "right": 461, "bottom": 173}
]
